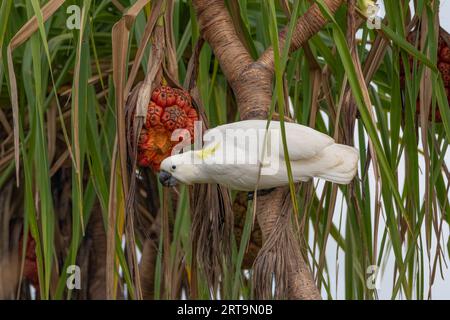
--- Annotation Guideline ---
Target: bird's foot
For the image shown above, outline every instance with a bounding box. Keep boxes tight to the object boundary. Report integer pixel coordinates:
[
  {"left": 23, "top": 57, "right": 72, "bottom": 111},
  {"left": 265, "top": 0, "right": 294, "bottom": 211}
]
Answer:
[{"left": 247, "top": 188, "right": 276, "bottom": 201}]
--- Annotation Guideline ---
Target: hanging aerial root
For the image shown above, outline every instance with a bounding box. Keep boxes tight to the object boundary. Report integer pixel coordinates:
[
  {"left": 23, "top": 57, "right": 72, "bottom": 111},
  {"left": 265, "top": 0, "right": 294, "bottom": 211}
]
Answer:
[
  {"left": 252, "top": 188, "right": 320, "bottom": 300},
  {"left": 252, "top": 188, "right": 293, "bottom": 299},
  {"left": 191, "top": 183, "right": 233, "bottom": 296}
]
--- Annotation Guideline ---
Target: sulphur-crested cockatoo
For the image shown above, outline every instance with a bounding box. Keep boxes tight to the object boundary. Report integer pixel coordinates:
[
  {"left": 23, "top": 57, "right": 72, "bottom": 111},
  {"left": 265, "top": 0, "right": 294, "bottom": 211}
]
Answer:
[{"left": 159, "top": 120, "right": 359, "bottom": 191}]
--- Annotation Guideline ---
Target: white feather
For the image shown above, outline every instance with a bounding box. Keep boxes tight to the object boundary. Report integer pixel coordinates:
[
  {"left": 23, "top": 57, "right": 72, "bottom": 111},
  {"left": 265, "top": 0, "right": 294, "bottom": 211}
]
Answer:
[
  {"left": 160, "top": 120, "right": 359, "bottom": 191},
  {"left": 204, "top": 120, "right": 334, "bottom": 160}
]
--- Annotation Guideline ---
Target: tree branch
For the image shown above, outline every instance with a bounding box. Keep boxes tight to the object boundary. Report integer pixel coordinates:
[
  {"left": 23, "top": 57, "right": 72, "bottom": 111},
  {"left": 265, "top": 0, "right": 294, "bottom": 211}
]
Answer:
[
  {"left": 192, "top": 0, "right": 253, "bottom": 83},
  {"left": 258, "top": 0, "right": 344, "bottom": 72}
]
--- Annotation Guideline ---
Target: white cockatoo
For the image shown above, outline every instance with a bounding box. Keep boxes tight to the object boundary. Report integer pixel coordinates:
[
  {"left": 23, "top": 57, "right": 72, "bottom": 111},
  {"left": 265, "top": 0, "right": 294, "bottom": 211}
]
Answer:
[{"left": 159, "top": 120, "right": 359, "bottom": 191}]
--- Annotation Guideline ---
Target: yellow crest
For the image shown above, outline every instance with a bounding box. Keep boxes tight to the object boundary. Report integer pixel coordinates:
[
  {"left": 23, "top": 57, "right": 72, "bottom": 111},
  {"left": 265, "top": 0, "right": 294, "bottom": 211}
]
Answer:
[{"left": 196, "top": 142, "right": 221, "bottom": 160}]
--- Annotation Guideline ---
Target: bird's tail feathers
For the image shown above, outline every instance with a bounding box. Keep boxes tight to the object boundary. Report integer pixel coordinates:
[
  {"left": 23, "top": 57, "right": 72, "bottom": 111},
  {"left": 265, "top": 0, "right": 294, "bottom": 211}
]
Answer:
[{"left": 316, "top": 144, "right": 359, "bottom": 184}]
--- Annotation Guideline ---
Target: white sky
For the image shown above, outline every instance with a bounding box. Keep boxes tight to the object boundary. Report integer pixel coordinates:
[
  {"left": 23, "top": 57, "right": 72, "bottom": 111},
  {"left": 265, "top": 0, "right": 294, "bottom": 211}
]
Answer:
[{"left": 440, "top": 0, "right": 450, "bottom": 31}]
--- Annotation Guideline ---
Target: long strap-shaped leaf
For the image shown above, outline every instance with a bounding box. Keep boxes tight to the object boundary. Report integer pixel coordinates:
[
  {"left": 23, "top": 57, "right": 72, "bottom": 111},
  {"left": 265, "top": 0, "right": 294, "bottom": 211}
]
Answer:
[{"left": 6, "top": 0, "right": 65, "bottom": 186}]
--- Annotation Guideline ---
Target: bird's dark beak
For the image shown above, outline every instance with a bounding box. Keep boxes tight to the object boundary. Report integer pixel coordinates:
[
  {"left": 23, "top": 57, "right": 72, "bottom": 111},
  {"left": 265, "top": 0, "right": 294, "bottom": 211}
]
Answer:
[{"left": 159, "top": 170, "right": 178, "bottom": 187}]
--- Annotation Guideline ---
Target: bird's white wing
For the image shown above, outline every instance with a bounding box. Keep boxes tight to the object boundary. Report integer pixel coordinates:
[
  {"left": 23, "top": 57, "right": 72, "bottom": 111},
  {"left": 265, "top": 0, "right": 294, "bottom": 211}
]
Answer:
[{"left": 205, "top": 120, "right": 334, "bottom": 160}]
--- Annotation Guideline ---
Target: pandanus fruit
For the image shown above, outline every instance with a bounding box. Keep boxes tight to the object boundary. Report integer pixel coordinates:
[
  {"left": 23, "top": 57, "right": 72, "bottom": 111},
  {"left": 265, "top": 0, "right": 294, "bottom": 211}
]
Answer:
[
  {"left": 400, "top": 28, "right": 450, "bottom": 122},
  {"left": 137, "top": 86, "right": 199, "bottom": 172},
  {"left": 18, "top": 232, "right": 39, "bottom": 288}
]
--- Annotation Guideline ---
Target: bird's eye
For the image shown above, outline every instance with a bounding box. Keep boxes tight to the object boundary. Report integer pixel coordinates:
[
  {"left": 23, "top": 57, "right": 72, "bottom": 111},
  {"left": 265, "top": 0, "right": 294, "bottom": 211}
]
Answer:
[{"left": 171, "top": 165, "right": 176, "bottom": 170}]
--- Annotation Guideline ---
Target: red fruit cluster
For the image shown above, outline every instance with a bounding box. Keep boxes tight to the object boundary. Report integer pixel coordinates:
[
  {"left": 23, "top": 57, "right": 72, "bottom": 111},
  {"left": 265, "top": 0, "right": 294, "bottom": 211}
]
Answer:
[
  {"left": 137, "top": 86, "right": 198, "bottom": 171},
  {"left": 401, "top": 30, "right": 450, "bottom": 122},
  {"left": 18, "top": 232, "right": 39, "bottom": 288}
]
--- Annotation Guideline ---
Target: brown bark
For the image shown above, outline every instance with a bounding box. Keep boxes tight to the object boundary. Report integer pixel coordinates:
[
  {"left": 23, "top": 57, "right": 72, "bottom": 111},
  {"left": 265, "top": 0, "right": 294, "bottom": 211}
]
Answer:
[
  {"left": 258, "top": 0, "right": 344, "bottom": 72},
  {"left": 192, "top": 0, "right": 344, "bottom": 299}
]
